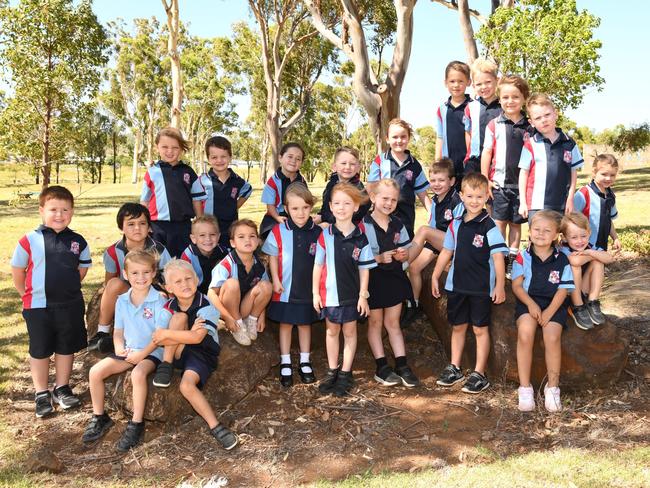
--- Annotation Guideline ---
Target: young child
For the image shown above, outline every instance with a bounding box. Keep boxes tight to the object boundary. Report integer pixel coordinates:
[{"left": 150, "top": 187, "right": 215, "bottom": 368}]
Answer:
[
  {"left": 260, "top": 142, "right": 308, "bottom": 239},
  {"left": 315, "top": 146, "right": 370, "bottom": 225},
  {"left": 140, "top": 127, "right": 206, "bottom": 258},
  {"left": 82, "top": 250, "right": 169, "bottom": 450},
  {"left": 464, "top": 58, "right": 502, "bottom": 175},
  {"left": 149, "top": 260, "right": 238, "bottom": 450},
  {"left": 208, "top": 219, "right": 273, "bottom": 346},
  {"left": 436, "top": 60, "right": 472, "bottom": 187},
  {"left": 11, "top": 186, "right": 92, "bottom": 418},
  {"left": 313, "top": 182, "right": 376, "bottom": 396},
  {"left": 262, "top": 183, "right": 322, "bottom": 387},
  {"left": 518, "top": 94, "right": 583, "bottom": 220},
  {"left": 360, "top": 179, "right": 422, "bottom": 387},
  {"left": 408, "top": 158, "right": 464, "bottom": 315},
  {"left": 573, "top": 153, "right": 621, "bottom": 252},
  {"left": 367, "top": 118, "right": 430, "bottom": 237},
  {"left": 180, "top": 215, "right": 229, "bottom": 295},
  {"left": 89, "top": 203, "right": 172, "bottom": 354},
  {"left": 431, "top": 173, "right": 507, "bottom": 394},
  {"left": 481, "top": 75, "right": 532, "bottom": 275},
  {"left": 511, "top": 211, "right": 574, "bottom": 412},
  {"left": 560, "top": 212, "right": 614, "bottom": 330},
  {"left": 199, "top": 135, "right": 253, "bottom": 248}
]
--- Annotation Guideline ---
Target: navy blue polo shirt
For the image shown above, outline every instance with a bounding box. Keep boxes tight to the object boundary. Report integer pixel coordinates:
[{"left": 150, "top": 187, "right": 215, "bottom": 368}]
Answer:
[
  {"left": 484, "top": 113, "right": 532, "bottom": 188},
  {"left": 261, "top": 168, "right": 308, "bottom": 215},
  {"left": 574, "top": 181, "right": 618, "bottom": 250},
  {"left": 141, "top": 160, "right": 206, "bottom": 222},
  {"left": 442, "top": 210, "right": 508, "bottom": 296},
  {"left": 103, "top": 236, "right": 172, "bottom": 278},
  {"left": 180, "top": 243, "right": 229, "bottom": 294},
  {"left": 262, "top": 218, "right": 322, "bottom": 304},
  {"left": 359, "top": 215, "right": 411, "bottom": 272},
  {"left": 428, "top": 189, "right": 465, "bottom": 232},
  {"left": 319, "top": 173, "right": 371, "bottom": 225},
  {"left": 209, "top": 250, "right": 269, "bottom": 296},
  {"left": 437, "top": 95, "right": 472, "bottom": 171},
  {"left": 11, "top": 225, "right": 92, "bottom": 309},
  {"left": 164, "top": 292, "right": 220, "bottom": 346},
  {"left": 511, "top": 244, "right": 575, "bottom": 298},
  {"left": 464, "top": 97, "right": 502, "bottom": 160}
]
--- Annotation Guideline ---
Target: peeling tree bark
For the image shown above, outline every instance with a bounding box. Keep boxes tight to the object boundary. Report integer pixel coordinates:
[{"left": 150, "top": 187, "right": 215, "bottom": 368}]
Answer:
[
  {"left": 458, "top": 0, "right": 478, "bottom": 63},
  {"left": 162, "top": 0, "right": 183, "bottom": 129}
]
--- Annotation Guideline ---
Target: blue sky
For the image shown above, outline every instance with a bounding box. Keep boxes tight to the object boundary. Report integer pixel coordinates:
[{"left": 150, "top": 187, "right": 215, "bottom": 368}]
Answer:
[{"left": 92, "top": 1, "right": 649, "bottom": 132}]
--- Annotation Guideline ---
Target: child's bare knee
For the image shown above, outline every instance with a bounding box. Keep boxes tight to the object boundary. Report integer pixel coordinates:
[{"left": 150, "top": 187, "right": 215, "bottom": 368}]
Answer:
[
  {"left": 169, "top": 312, "right": 189, "bottom": 330},
  {"left": 179, "top": 378, "right": 197, "bottom": 397},
  {"left": 222, "top": 279, "right": 240, "bottom": 293}
]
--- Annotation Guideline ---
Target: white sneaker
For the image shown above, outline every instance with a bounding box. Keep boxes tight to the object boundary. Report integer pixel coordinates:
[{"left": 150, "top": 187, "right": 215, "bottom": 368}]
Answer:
[
  {"left": 544, "top": 385, "right": 562, "bottom": 412},
  {"left": 231, "top": 320, "right": 251, "bottom": 346},
  {"left": 518, "top": 385, "right": 535, "bottom": 412},
  {"left": 245, "top": 316, "right": 258, "bottom": 341}
]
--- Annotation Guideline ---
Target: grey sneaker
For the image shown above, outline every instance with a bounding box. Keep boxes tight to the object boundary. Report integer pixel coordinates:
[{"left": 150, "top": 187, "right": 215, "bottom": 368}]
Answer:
[
  {"left": 211, "top": 425, "right": 238, "bottom": 450},
  {"left": 461, "top": 371, "right": 490, "bottom": 394},
  {"left": 436, "top": 364, "right": 464, "bottom": 386},
  {"left": 35, "top": 391, "right": 54, "bottom": 418},
  {"left": 586, "top": 299, "right": 606, "bottom": 325},
  {"left": 572, "top": 304, "right": 594, "bottom": 330},
  {"left": 373, "top": 364, "right": 402, "bottom": 386},
  {"left": 52, "top": 384, "right": 81, "bottom": 409}
]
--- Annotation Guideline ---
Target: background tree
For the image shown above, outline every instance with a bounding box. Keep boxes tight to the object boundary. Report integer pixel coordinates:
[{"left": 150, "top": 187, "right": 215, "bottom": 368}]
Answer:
[
  {"left": 232, "top": 127, "right": 263, "bottom": 181},
  {"left": 413, "top": 126, "right": 437, "bottom": 163},
  {"left": 161, "top": 0, "right": 183, "bottom": 128}
]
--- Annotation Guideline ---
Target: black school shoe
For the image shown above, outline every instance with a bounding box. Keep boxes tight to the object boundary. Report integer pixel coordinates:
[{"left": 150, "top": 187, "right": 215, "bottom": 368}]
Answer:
[
  {"left": 116, "top": 420, "right": 145, "bottom": 452},
  {"left": 374, "top": 364, "right": 402, "bottom": 386},
  {"left": 211, "top": 424, "right": 239, "bottom": 450},
  {"left": 152, "top": 361, "right": 173, "bottom": 388},
  {"left": 333, "top": 371, "right": 354, "bottom": 397},
  {"left": 318, "top": 368, "right": 339, "bottom": 394},
  {"left": 279, "top": 363, "right": 293, "bottom": 388},
  {"left": 83, "top": 413, "right": 114, "bottom": 443},
  {"left": 572, "top": 304, "right": 595, "bottom": 331},
  {"left": 461, "top": 371, "right": 490, "bottom": 394},
  {"left": 436, "top": 364, "right": 464, "bottom": 386},
  {"left": 34, "top": 391, "right": 54, "bottom": 418},
  {"left": 52, "top": 384, "right": 81, "bottom": 410},
  {"left": 395, "top": 365, "right": 420, "bottom": 388},
  {"left": 586, "top": 299, "right": 606, "bottom": 325},
  {"left": 298, "top": 362, "right": 316, "bottom": 384},
  {"left": 88, "top": 331, "right": 114, "bottom": 353}
]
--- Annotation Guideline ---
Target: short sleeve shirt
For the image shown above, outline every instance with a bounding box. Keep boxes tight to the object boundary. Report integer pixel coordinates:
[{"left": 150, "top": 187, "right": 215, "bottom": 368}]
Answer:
[
  {"left": 180, "top": 243, "right": 229, "bottom": 294},
  {"left": 209, "top": 251, "right": 269, "bottom": 296},
  {"left": 359, "top": 215, "right": 411, "bottom": 272},
  {"left": 511, "top": 245, "right": 575, "bottom": 298},
  {"left": 483, "top": 113, "right": 532, "bottom": 188},
  {"left": 573, "top": 181, "right": 617, "bottom": 250},
  {"left": 164, "top": 292, "right": 220, "bottom": 346},
  {"left": 428, "top": 189, "right": 465, "bottom": 232},
  {"left": 199, "top": 168, "right": 252, "bottom": 239},
  {"left": 261, "top": 168, "right": 307, "bottom": 215}
]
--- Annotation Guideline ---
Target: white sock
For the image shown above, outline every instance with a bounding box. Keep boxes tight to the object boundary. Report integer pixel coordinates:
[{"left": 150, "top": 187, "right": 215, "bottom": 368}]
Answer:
[
  {"left": 97, "top": 324, "right": 111, "bottom": 334},
  {"left": 247, "top": 315, "right": 258, "bottom": 325},
  {"left": 280, "top": 354, "right": 291, "bottom": 376},
  {"left": 509, "top": 247, "right": 519, "bottom": 255},
  {"left": 300, "top": 352, "right": 312, "bottom": 373},
  {"left": 235, "top": 318, "right": 245, "bottom": 331},
  {"left": 407, "top": 301, "right": 413, "bottom": 308},
  {"left": 414, "top": 299, "right": 419, "bottom": 307}
]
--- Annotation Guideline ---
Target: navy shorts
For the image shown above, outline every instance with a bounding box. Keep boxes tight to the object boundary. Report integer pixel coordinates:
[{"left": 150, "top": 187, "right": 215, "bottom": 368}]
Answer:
[
  {"left": 321, "top": 305, "right": 361, "bottom": 324},
  {"left": 174, "top": 335, "right": 220, "bottom": 389},
  {"left": 492, "top": 187, "right": 527, "bottom": 224},
  {"left": 446, "top": 291, "right": 491, "bottom": 327},
  {"left": 151, "top": 220, "right": 191, "bottom": 258},
  {"left": 109, "top": 353, "right": 161, "bottom": 366},
  {"left": 23, "top": 299, "right": 87, "bottom": 359},
  {"left": 515, "top": 296, "right": 569, "bottom": 329}
]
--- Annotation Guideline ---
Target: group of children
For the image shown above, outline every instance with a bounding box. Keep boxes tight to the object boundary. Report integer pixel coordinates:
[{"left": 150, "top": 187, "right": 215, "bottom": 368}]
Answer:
[{"left": 11, "top": 58, "right": 622, "bottom": 453}]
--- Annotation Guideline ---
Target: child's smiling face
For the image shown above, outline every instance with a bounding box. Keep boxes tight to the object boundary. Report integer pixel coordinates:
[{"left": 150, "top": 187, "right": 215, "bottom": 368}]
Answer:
[
  {"left": 330, "top": 190, "right": 358, "bottom": 222},
  {"left": 445, "top": 69, "right": 470, "bottom": 99},
  {"left": 279, "top": 147, "right": 304, "bottom": 175},
  {"left": 563, "top": 221, "right": 589, "bottom": 251},
  {"left": 473, "top": 71, "right": 497, "bottom": 101},
  {"left": 39, "top": 198, "right": 73, "bottom": 232},
  {"left": 334, "top": 152, "right": 360, "bottom": 181},
  {"left": 286, "top": 194, "right": 312, "bottom": 228},
  {"left": 190, "top": 222, "right": 219, "bottom": 255},
  {"left": 157, "top": 135, "right": 182, "bottom": 165},
  {"left": 371, "top": 185, "right": 399, "bottom": 217},
  {"left": 386, "top": 124, "right": 410, "bottom": 155},
  {"left": 593, "top": 163, "right": 618, "bottom": 191},
  {"left": 208, "top": 146, "right": 231, "bottom": 173},
  {"left": 123, "top": 261, "right": 156, "bottom": 291},
  {"left": 429, "top": 171, "right": 454, "bottom": 197}
]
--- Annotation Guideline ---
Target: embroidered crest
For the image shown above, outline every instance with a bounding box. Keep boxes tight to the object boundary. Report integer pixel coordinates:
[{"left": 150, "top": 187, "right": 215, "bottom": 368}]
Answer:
[
  {"left": 352, "top": 247, "right": 361, "bottom": 261},
  {"left": 472, "top": 234, "right": 484, "bottom": 248},
  {"left": 444, "top": 209, "right": 453, "bottom": 221},
  {"left": 548, "top": 270, "right": 560, "bottom": 284},
  {"left": 183, "top": 173, "right": 191, "bottom": 184},
  {"left": 231, "top": 187, "right": 238, "bottom": 199},
  {"left": 393, "top": 232, "right": 400, "bottom": 244},
  {"left": 309, "top": 242, "right": 317, "bottom": 256},
  {"left": 563, "top": 150, "right": 572, "bottom": 163},
  {"left": 405, "top": 170, "right": 413, "bottom": 181},
  {"left": 70, "top": 241, "right": 80, "bottom": 255},
  {"left": 143, "top": 307, "right": 153, "bottom": 319}
]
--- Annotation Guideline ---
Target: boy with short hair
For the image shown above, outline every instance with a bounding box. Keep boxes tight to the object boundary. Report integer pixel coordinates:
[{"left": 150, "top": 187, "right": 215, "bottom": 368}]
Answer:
[
  {"left": 82, "top": 250, "right": 170, "bottom": 450},
  {"left": 518, "top": 94, "right": 584, "bottom": 220},
  {"left": 463, "top": 58, "right": 502, "bottom": 175},
  {"left": 11, "top": 186, "right": 92, "bottom": 418},
  {"left": 431, "top": 173, "right": 508, "bottom": 394},
  {"left": 180, "top": 215, "right": 229, "bottom": 295},
  {"left": 199, "top": 135, "right": 253, "bottom": 248},
  {"left": 89, "top": 202, "right": 172, "bottom": 354},
  {"left": 150, "top": 259, "right": 238, "bottom": 450}
]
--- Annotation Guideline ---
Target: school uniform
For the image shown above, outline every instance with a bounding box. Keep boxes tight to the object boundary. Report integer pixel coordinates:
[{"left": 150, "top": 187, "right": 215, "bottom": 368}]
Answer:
[
  {"left": 437, "top": 95, "right": 472, "bottom": 182},
  {"left": 441, "top": 210, "right": 508, "bottom": 327},
  {"left": 319, "top": 173, "right": 371, "bottom": 225},
  {"left": 559, "top": 241, "right": 603, "bottom": 277},
  {"left": 199, "top": 168, "right": 253, "bottom": 247},
  {"left": 367, "top": 149, "right": 429, "bottom": 237},
  {"left": 259, "top": 168, "right": 307, "bottom": 239},
  {"left": 423, "top": 189, "right": 465, "bottom": 252},
  {"left": 359, "top": 215, "right": 413, "bottom": 309},
  {"left": 483, "top": 113, "right": 532, "bottom": 224},
  {"left": 573, "top": 181, "right": 617, "bottom": 250},
  {"left": 262, "top": 218, "right": 322, "bottom": 325},
  {"left": 315, "top": 224, "right": 377, "bottom": 323},
  {"left": 103, "top": 236, "right": 172, "bottom": 281},
  {"left": 163, "top": 293, "right": 220, "bottom": 389},
  {"left": 209, "top": 250, "right": 269, "bottom": 298},
  {"left": 140, "top": 160, "right": 207, "bottom": 258},
  {"left": 11, "top": 225, "right": 92, "bottom": 359},
  {"left": 180, "top": 243, "right": 229, "bottom": 295},
  {"left": 511, "top": 244, "right": 575, "bottom": 328},
  {"left": 518, "top": 129, "right": 584, "bottom": 214},
  {"left": 463, "top": 97, "right": 502, "bottom": 173},
  {"left": 113, "top": 286, "right": 170, "bottom": 363}
]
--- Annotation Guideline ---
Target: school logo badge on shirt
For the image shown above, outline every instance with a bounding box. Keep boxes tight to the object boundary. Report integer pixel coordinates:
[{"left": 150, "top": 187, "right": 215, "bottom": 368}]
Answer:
[
  {"left": 405, "top": 170, "right": 413, "bottom": 181},
  {"left": 548, "top": 270, "right": 560, "bottom": 284},
  {"left": 352, "top": 247, "right": 361, "bottom": 261},
  {"left": 143, "top": 307, "right": 153, "bottom": 319},
  {"left": 231, "top": 187, "right": 238, "bottom": 199},
  {"left": 70, "top": 241, "right": 80, "bottom": 255},
  {"left": 184, "top": 173, "right": 191, "bottom": 184},
  {"left": 472, "top": 234, "right": 484, "bottom": 248},
  {"left": 444, "top": 209, "right": 453, "bottom": 221},
  {"left": 563, "top": 150, "right": 572, "bottom": 164},
  {"left": 309, "top": 243, "right": 317, "bottom": 256}
]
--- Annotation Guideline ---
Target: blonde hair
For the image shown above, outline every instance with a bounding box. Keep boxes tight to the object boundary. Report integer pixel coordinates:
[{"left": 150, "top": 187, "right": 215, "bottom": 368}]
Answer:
[
  {"left": 498, "top": 75, "right": 530, "bottom": 101},
  {"left": 124, "top": 249, "right": 158, "bottom": 272},
  {"left": 387, "top": 118, "right": 413, "bottom": 139},
  {"left": 593, "top": 153, "right": 619, "bottom": 172},
  {"left": 561, "top": 212, "right": 590, "bottom": 235},
  {"left": 331, "top": 182, "right": 368, "bottom": 206},
  {"left": 192, "top": 215, "right": 220, "bottom": 234},
  {"left": 530, "top": 210, "right": 562, "bottom": 234},
  {"left": 156, "top": 127, "right": 190, "bottom": 152},
  {"left": 460, "top": 172, "right": 489, "bottom": 192},
  {"left": 471, "top": 58, "right": 498, "bottom": 79},
  {"left": 163, "top": 258, "right": 198, "bottom": 283},
  {"left": 526, "top": 93, "right": 555, "bottom": 112},
  {"left": 334, "top": 146, "right": 360, "bottom": 162},
  {"left": 369, "top": 178, "right": 400, "bottom": 196},
  {"left": 285, "top": 182, "right": 315, "bottom": 207}
]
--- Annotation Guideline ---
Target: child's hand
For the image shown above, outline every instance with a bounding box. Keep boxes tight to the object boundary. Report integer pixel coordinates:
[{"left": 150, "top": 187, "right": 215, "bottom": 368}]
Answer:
[
  {"left": 611, "top": 238, "right": 622, "bottom": 251},
  {"left": 273, "top": 281, "right": 284, "bottom": 295},
  {"left": 564, "top": 199, "right": 574, "bottom": 214},
  {"left": 115, "top": 347, "right": 129, "bottom": 357},
  {"left": 357, "top": 297, "right": 369, "bottom": 317},
  {"left": 191, "top": 318, "right": 206, "bottom": 331},
  {"left": 313, "top": 293, "right": 322, "bottom": 313},
  {"left": 394, "top": 248, "right": 408, "bottom": 262},
  {"left": 125, "top": 349, "right": 145, "bottom": 365},
  {"left": 312, "top": 215, "right": 322, "bottom": 224},
  {"left": 491, "top": 285, "right": 505, "bottom": 304},
  {"left": 377, "top": 250, "right": 395, "bottom": 264},
  {"left": 518, "top": 203, "right": 528, "bottom": 219},
  {"left": 527, "top": 302, "right": 542, "bottom": 321},
  {"left": 276, "top": 216, "right": 288, "bottom": 224},
  {"left": 151, "top": 328, "right": 167, "bottom": 344},
  {"left": 224, "top": 318, "right": 239, "bottom": 333},
  {"left": 431, "top": 275, "right": 441, "bottom": 298},
  {"left": 257, "top": 316, "right": 266, "bottom": 332},
  {"left": 539, "top": 308, "right": 554, "bottom": 327}
]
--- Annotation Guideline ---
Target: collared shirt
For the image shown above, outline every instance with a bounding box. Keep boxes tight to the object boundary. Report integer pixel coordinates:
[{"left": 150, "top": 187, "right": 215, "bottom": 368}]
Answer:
[
  {"left": 559, "top": 241, "right": 602, "bottom": 257},
  {"left": 114, "top": 286, "right": 170, "bottom": 360},
  {"left": 140, "top": 160, "right": 206, "bottom": 222},
  {"left": 163, "top": 292, "right": 220, "bottom": 346},
  {"left": 437, "top": 95, "right": 472, "bottom": 167},
  {"left": 443, "top": 210, "right": 508, "bottom": 296},
  {"left": 512, "top": 244, "right": 575, "bottom": 298},
  {"left": 103, "top": 236, "right": 171, "bottom": 279},
  {"left": 464, "top": 97, "right": 502, "bottom": 160},
  {"left": 262, "top": 218, "right": 322, "bottom": 304},
  {"left": 180, "top": 243, "right": 229, "bottom": 294},
  {"left": 428, "top": 189, "right": 465, "bottom": 232},
  {"left": 261, "top": 168, "right": 307, "bottom": 215},
  {"left": 484, "top": 113, "right": 532, "bottom": 188},
  {"left": 367, "top": 149, "right": 429, "bottom": 234},
  {"left": 319, "top": 173, "right": 371, "bottom": 225},
  {"left": 519, "top": 129, "right": 584, "bottom": 212},
  {"left": 209, "top": 250, "right": 269, "bottom": 296},
  {"left": 359, "top": 215, "right": 411, "bottom": 272},
  {"left": 315, "top": 224, "right": 377, "bottom": 307},
  {"left": 573, "top": 180, "right": 618, "bottom": 250},
  {"left": 199, "top": 168, "right": 252, "bottom": 245},
  {"left": 11, "top": 225, "right": 92, "bottom": 309}
]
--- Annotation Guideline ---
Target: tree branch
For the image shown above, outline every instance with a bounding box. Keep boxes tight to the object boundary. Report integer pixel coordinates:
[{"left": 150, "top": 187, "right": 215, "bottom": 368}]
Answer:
[{"left": 430, "top": 0, "right": 488, "bottom": 24}]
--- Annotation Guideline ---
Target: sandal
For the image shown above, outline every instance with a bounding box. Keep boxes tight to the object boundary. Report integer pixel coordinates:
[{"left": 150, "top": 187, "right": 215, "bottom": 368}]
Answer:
[{"left": 298, "top": 362, "right": 316, "bottom": 384}]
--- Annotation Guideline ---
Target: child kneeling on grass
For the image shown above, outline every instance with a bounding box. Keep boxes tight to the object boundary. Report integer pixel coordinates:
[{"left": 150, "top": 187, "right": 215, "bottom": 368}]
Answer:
[{"left": 150, "top": 259, "right": 238, "bottom": 450}]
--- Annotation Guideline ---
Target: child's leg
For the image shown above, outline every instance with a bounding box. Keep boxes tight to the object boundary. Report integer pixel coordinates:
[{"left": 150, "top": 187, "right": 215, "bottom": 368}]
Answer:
[
  {"left": 450, "top": 323, "right": 469, "bottom": 367},
  {"left": 219, "top": 278, "right": 242, "bottom": 320},
  {"left": 516, "top": 315, "right": 538, "bottom": 387},
  {"left": 325, "top": 319, "right": 341, "bottom": 369},
  {"left": 472, "top": 326, "right": 490, "bottom": 375},
  {"left": 130, "top": 359, "right": 157, "bottom": 422},
  {"left": 383, "top": 303, "right": 406, "bottom": 358},
  {"left": 570, "top": 266, "right": 585, "bottom": 305},
  {"left": 88, "top": 357, "right": 133, "bottom": 414},
  {"left": 30, "top": 357, "right": 50, "bottom": 392},
  {"left": 542, "top": 323, "right": 563, "bottom": 387},
  {"left": 586, "top": 262, "right": 605, "bottom": 300},
  {"left": 53, "top": 353, "right": 74, "bottom": 387},
  {"left": 279, "top": 323, "right": 293, "bottom": 356},
  {"left": 162, "top": 312, "right": 188, "bottom": 363},
  {"left": 408, "top": 248, "right": 436, "bottom": 303},
  {"left": 297, "top": 325, "right": 311, "bottom": 354},
  {"left": 367, "top": 308, "right": 386, "bottom": 359},
  {"left": 507, "top": 223, "right": 521, "bottom": 250},
  {"left": 240, "top": 281, "right": 273, "bottom": 319},
  {"left": 98, "top": 278, "right": 129, "bottom": 328},
  {"left": 495, "top": 220, "right": 507, "bottom": 240},
  {"left": 340, "top": 321, "right": 358, "bottom": 372},
  {"left": 179, "top": 370, "right": 219, "bottom": 429}
]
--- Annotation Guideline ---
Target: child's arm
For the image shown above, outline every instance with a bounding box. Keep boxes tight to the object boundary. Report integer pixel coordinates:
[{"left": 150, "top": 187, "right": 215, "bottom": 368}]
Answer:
[
  {"left": 237, "top": 196, "right": 249, "bottom": 209},
  {"left": 268, "top": 255, "right": 283, "bottom": 295},
  {"left": 153, "top": 317, "right": 209, "bottom": 346},
  {"left": 539, "top": 288, "right": 568, "bottom": 327},
  {"left": 312, "top": 263, "right": 323, "bottom": 313},
  {"left": 236, "top": 181, "right": 253, "bottom": 210},
  {"left": 430, "top": 249, "right": 453, "bottom": 298},
  {"left": 11, "top": 267, "right": 26, "bottom": 296},
  {"left": 79, "top": 267, "right": 89, "bottom": 281},
  {"left": 480, "top": 146, "right": 494, "bottom": 198},
  {"left": 417, "top": 191, "right": 432, "bottom": 212},
  {"left": 569, "top": 248, "right": 614, "bottom": 266},
  {"left": 610, "top": 223, "right": 621, "bottom": 251},
  {"left": 518, "top": 169, "right": 529, "bottom": 218},
  {"left": 491, "top": 252, "right": 506, "bottom": 304},
  {"left": 565, "top": 169, "right": 578, "bottom": 214},
  {"left": 206, "top": 286, "right": 237, "bottom": 332},
  {"left": 104, "top": 272, "right": 119, "bottom": 285},
  {"left": 266, "top": 204, "right": 286, "bottom": 224},
  {"left": 193, "top": 200, "right": 204, "bottom": 218},
  {"left": 125, "top": 339, "right": 159, "bottom": 365},
  {"left": 511, "top": 276, "right": 542, "bottom": 321},
  {"left": 435, "top": 138, "right": 443, "bottom": 160},
  {"left": 113, "top": 327, "right": 128, "bottom": 356},
  {"left": 357, "top": 268, "right": 370, "bottom": 316}
]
